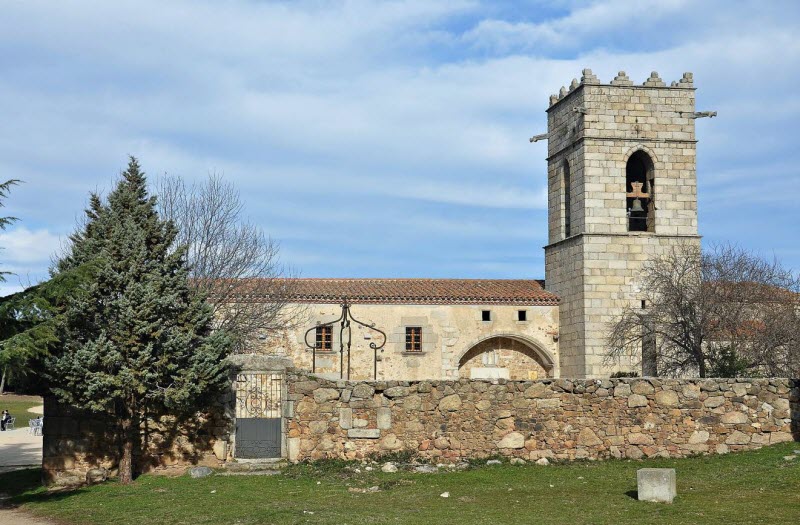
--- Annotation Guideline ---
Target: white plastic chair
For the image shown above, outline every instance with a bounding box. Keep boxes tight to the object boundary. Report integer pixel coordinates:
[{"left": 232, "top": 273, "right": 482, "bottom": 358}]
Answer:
[
  {"left": 28, "top": 418, "right": 42, "bottom": 436},
  {"left": 5, "top": 417, "right": 15, "bottom": 430}
]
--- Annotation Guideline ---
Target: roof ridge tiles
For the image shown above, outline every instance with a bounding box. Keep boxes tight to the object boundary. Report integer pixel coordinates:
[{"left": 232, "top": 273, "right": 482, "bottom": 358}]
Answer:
[{"left": 212, "top": 277, "right": 559, "bottom": 306}]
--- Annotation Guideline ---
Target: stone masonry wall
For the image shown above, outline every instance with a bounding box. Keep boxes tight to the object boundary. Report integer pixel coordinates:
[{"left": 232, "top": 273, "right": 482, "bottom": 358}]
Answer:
[
  {"left": 42, "top": 394, "right": 233, "bottom": 486},
  {"left": 287, "top": 374, "right": 798, "bottom": 462}
]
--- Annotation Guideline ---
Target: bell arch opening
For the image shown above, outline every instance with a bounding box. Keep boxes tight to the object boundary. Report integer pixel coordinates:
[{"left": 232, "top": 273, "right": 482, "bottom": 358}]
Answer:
[
  {"left": 457, "top": 335, "right": 554, "bottom": 380},
  {"left": 563, "top": 160, "right": 572, "bottom": 238},
  {"left": 625, "top": 150, "right": 655, "bottom": 232}
]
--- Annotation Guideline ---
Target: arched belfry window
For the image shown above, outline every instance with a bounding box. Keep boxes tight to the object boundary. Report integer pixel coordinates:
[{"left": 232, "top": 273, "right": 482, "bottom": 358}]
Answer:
[
  {"left": 563, "top": 160, "right": 572, "bottom": 237},
  {"left": 626, "top": 151, "right": 655, "bottom": 232}
]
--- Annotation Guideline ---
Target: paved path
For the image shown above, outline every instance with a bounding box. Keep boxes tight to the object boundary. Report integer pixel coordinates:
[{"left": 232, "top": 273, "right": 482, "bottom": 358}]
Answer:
[
  {"left": 0, "top": 405, "right": 51, "bottom": 524},
  {"left": 0, "top": 427, "right": 42, "bottom": 467},
  {"left": 0, "top": 508, "right": 56, "bottom": 524}
]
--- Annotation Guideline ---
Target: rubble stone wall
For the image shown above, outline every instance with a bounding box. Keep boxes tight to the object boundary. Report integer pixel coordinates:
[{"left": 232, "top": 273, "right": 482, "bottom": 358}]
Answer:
[
  {"left": 42, "top": 394, "right": 233, "bottom": 486},
  {"left": 287, "top": 374, "right": 799, "bottom": 462},
  {"left": 43, "top": 371, "right": 799, "bottom": 485}
]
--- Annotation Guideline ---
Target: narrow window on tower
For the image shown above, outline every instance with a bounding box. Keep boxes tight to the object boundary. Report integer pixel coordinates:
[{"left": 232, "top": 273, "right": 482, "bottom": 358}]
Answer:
[
  {"left": 626, "top": 151, "right": 655, "bottom": 232},
  {"left": 563, "top": 160, "right": 572, "bottom": 237}
]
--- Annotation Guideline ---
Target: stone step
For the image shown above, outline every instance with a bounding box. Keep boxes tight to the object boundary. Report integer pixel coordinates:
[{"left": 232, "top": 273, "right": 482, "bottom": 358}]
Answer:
[
  {"left": 217, "top": 469, "right": 282, "bottom": 477},
  {"left": 222, "top": 458, "right": 288, "bottom": 473}
]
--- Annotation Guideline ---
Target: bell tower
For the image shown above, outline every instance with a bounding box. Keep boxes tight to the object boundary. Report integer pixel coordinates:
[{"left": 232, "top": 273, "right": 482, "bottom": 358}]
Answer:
[{"left": 543, "top": 69, "right": 703, "bottom": 378}]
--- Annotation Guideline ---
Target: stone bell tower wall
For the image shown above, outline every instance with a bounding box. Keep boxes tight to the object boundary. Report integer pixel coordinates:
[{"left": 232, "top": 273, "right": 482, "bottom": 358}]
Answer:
[{"left": 544, "top": 70, "right": 702, "bottom": 378}]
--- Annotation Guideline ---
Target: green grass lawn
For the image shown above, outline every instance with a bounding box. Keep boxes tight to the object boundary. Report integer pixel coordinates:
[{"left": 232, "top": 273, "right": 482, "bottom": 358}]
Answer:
[
  {"left": 0, "top": 394, "right": 42, "bottom": 429},
  {"left": 1, "top": 443, "right": 798, "bottom": 525}
]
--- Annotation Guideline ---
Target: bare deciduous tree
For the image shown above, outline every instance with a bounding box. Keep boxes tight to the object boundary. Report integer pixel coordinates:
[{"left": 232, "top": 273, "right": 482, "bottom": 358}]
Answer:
[
  {"left": 158, "top": 174, "right": 301, "bottom": 353},
  {"left": 607, "top": 242, "right": 800, "bottom": 378}
]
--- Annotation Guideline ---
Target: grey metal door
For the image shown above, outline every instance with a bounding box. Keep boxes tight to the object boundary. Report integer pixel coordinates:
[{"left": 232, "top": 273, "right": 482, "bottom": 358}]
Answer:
[{"left": 235, "top": 373, "right": 283, "bottom": 458}]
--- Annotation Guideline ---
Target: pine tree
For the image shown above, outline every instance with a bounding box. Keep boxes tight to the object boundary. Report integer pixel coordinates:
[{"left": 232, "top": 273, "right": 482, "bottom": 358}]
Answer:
[
  {"left": 47, "top": 158, "right": 231, "bottom": 484},
  {"left": 0, "top": 178, "right": 21, "bottom": 392}
]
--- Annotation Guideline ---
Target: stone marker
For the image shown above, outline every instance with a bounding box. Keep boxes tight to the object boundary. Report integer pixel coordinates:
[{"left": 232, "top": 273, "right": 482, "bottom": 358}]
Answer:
[
  {"left": 637, "top": 468, "right": 676, "bottom": 503},
  {"left": 189, "top": 466, "right": 214, "bottom": 479},
  {"left": 85, "top": 467, "right": 108, "bottom": 485}
]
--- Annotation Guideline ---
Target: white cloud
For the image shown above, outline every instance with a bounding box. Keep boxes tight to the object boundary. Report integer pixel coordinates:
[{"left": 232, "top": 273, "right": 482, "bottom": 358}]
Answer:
[
  {"left": 462, "top": 0, "right": 692, "bottom": 53},
  {"left": 0, "top": 227, "right": 62, "bottom": 265},
  {"left": 0, "top": 0, "right": 798, "bottom": 279}
]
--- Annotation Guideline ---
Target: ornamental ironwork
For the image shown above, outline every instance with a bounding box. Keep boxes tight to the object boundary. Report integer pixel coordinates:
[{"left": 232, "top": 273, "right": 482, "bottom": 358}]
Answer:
[
  {"left": 304, "top": 301, "right": 387, "bottom": 380},
  {"left": 235, "top": 373, "right": 282, "bottom": 419}
]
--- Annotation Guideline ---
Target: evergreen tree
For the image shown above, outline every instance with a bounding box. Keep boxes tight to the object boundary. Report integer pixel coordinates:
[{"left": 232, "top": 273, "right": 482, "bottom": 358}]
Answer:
[
  {"left": 0, "top": 265, "right": 95, "bottom": 394},
  {"left": 47, "top": 158, "right": 231, "bottom": 484},
  {"left": 0, "top": 178, "right": 21, "bottom": 392}
]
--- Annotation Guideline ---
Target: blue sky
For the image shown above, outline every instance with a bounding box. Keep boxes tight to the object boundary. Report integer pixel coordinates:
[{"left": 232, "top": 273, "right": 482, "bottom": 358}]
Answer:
[{"left": 1, "top": 0, "right": 798, "bottom": 294}]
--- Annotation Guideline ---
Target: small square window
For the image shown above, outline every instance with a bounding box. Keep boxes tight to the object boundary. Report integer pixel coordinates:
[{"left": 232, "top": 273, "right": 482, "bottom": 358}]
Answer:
[
  {"left": 315, "top": 325, "right": 332, "bottom": 351},
  {"left": 405, "top": 327, "right": 422, "bottom": 352},
  {"left": 517, "top": 310, "right": 527, "bottom": 321},
  {"left": 481, "top": 310, "right": 491, "bottom": 322},
  {"left": 641, "top": 300, "right": 647, "bottom": 309}
]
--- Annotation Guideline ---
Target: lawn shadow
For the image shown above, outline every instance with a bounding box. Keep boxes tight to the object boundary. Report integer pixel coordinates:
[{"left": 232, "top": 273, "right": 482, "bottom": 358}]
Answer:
[
  {"left": 0, "top": 468, "right": 88, "bottom": 510},
  {"left": 624, "top": 490, "right": 638, "bottom": 500}
]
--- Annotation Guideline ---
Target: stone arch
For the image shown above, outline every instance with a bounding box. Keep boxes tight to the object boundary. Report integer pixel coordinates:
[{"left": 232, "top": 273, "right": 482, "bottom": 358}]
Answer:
[
  {"left": 456, "top": 334, "right": 556, "bottom": 380},
  {"left": 622, "top": 143, "right": 659, "bottom": 165}
]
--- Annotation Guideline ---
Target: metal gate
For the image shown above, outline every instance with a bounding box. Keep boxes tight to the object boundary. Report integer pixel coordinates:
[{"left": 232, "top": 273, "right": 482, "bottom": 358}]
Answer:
[{"left": 235, "top": 372, "right": 283, "bottom": 458}]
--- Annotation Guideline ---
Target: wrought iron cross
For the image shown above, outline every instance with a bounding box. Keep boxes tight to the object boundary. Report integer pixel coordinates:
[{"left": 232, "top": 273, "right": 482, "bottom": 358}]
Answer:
[{"left": 304, "top": 301, "right": 387, "bottom": 380}]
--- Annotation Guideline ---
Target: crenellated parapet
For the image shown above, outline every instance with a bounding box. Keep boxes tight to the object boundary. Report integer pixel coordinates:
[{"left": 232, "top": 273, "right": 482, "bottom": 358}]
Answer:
[{"left": 548, "top": 69, "right": 696, "bottom": 107}]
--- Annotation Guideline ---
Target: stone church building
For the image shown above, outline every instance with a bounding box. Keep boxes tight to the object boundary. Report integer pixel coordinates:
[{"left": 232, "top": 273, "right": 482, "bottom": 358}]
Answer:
[
  {"left": 259, "top": 69, "right": 703, "bottom": 380},
  {"left": 48, "top": 70, "right": 798, "bottom": 484}
]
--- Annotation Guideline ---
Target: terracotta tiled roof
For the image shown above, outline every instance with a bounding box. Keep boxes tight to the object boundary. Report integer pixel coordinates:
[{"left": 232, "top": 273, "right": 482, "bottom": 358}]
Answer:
[{"left": 222, "top": 278, "right": 558, "bottom": 305}]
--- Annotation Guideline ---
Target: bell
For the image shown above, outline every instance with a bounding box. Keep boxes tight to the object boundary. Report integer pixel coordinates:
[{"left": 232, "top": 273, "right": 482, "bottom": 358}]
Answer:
[{"left": 630, "top": 198, "right": 645, "bottom": 213}]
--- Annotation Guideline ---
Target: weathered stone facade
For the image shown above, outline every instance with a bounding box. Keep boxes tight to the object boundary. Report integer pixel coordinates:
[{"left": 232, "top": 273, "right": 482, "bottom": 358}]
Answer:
[
  {"left": 287, "top": 374, "right": 798, "bottom": 462},
  {"left": 545, "top": 70, "right": 702, "bottom": 378},
  {"left": 261, "top": 299, "right": 560, "bottom": 381}
]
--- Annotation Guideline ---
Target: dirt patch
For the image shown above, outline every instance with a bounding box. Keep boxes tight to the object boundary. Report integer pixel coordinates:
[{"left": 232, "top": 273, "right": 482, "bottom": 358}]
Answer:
[{"left": 0, "top": 508, "right": 57, "bottom": 524}]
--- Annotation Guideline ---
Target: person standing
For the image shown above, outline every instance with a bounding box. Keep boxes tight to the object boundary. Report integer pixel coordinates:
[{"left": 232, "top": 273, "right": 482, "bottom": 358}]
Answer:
[{"left": 0, "top": 409, "right": 10, "bottom": 431}]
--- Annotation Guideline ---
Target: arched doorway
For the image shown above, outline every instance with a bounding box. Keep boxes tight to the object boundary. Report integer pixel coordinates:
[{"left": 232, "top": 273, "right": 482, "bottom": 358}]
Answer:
[{"left": 457, "top": 335, "right": 555, "bottom": 380}]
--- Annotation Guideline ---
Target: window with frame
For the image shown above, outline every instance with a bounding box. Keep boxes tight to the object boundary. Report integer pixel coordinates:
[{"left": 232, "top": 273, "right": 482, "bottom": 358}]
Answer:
[
  {"left": 315, "top": 325, "right": 332, "bottom": 352},
  {"left": 405, "top": 326, "right": 422, "bottom": 352}
]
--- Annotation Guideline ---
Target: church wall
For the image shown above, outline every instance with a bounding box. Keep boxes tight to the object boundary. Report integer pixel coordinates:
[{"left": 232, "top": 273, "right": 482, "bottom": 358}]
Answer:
[
  {"left": 544, "top": 236, "right": 585, "bottom": 377},
  {"left": 580, "top": 234, "right": 700, "bottom": 377},
  {"left": 256, "top": 302, "right": 560, "bottom": 381}
]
